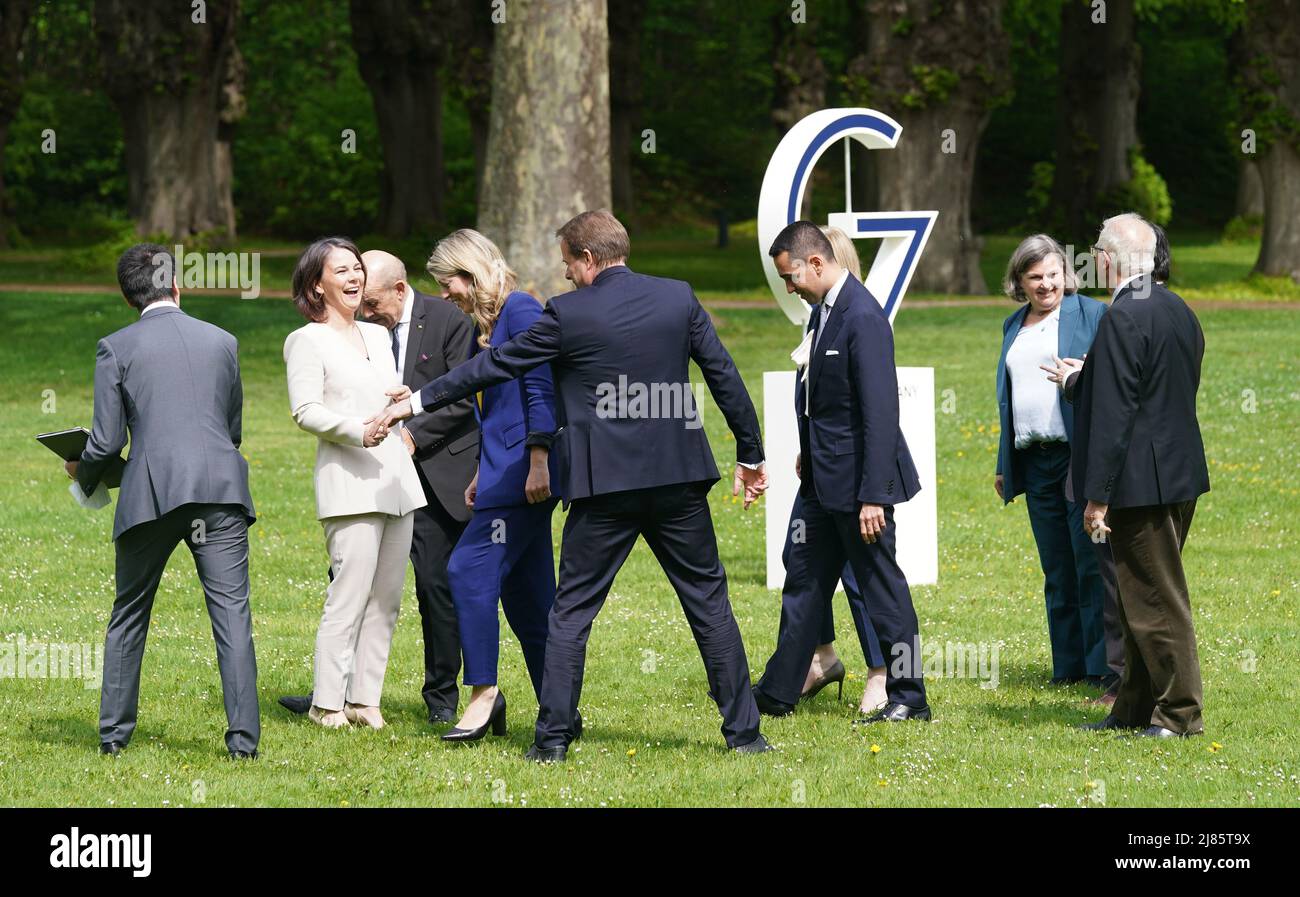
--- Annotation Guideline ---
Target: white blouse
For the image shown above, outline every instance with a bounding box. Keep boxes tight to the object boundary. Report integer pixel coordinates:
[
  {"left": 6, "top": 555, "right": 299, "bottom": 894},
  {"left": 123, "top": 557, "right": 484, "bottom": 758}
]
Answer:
[{"left": 1006, "top": 305, "right": 1068, "bottom": 449}]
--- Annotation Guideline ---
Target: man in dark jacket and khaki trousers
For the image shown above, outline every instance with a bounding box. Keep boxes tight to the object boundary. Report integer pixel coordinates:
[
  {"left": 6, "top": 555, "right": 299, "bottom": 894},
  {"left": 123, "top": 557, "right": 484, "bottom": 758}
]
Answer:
[{"left": 1066, "top": 214, "right": 1210, "bottom": 738}]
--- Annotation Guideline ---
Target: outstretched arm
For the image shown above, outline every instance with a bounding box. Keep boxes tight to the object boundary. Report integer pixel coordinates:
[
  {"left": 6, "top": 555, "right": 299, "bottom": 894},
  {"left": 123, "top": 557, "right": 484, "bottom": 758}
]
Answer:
[
  {"left": 401, "top": 308, "right": 477, "bottom": 456},
  {"left": 370, "top": 302, "right": 564, "bottom": 432}
]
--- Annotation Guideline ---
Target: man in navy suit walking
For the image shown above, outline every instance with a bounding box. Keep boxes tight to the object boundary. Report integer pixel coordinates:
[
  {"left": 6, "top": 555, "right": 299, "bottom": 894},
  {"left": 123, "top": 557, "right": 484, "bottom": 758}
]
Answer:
[
  {"left": 367, "top": 211, "right": 773, "bottom": 760},
  {"left": 753, "top": 221, "right": 930, "bottom": 723}
]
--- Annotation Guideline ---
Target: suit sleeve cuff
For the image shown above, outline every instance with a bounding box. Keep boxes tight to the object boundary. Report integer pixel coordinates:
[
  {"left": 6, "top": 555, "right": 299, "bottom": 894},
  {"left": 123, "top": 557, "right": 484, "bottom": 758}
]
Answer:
[{"left": 525, "top": 430, "right": 555, "bottom": 449}]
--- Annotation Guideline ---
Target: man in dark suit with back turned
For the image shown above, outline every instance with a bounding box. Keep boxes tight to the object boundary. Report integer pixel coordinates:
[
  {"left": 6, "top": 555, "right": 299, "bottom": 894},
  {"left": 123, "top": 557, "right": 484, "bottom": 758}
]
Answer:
[
  {"left": 752, "top": 221, "right": 930, "bottom": 723},
  {"left": 278, "top": 250, "right": 479, "bottom": 723},
  {"left": 1070, "top": 213, "right": 1210, "bottom": 738},
  {"left": 68, "top": 244, "right": 259, "bottom": 759},
  {"left": 367, "top": 210, "right": 773, "bottom": 761}
]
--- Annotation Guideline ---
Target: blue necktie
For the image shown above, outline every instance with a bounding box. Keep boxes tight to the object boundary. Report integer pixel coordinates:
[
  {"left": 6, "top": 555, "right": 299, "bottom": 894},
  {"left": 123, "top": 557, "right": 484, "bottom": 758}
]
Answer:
[{"left": 391, "top": 324, "right": 402, "bottom": 371}]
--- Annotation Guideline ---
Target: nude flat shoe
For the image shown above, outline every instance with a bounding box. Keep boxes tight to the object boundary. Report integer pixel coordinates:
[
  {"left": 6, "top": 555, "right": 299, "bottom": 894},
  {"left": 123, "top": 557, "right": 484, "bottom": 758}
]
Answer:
[
  {"left": 343, "top": 703, "right": 385, "bottom": 729},
  {"left": 308, "top": 705, "right": 350, "bottom": 728}
]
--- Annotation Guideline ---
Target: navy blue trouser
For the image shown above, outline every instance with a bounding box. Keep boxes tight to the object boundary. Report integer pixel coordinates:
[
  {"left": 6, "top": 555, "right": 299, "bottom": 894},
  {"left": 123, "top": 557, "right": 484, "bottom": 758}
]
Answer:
[
  {"left": 780, "top": 493, "right": 885, "bottom": 668},
  {"left": 759, "top": 492, "right": 926, "bottom": 708},
  {"left": 534, "top": 482, "right": 760, "bottom": 750},
  {"left": 447, "top": 499, "right": 557, "bottom": 697},
  {"left": 1020, "top": 442, "right": 1108, "bottom": 679}
]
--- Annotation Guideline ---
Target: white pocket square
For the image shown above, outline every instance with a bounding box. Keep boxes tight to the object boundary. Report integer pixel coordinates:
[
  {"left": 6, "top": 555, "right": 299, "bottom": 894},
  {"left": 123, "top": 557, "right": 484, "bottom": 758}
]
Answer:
[{"left": 824, "top": 349, "right": 839, "bottom": 356}]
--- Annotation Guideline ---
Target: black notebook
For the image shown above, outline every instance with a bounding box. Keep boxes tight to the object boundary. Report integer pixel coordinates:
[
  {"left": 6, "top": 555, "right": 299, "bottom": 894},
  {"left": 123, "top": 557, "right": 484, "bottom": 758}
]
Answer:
[{"left": 35, "top": 427, "right": 124, "bottom": 489}]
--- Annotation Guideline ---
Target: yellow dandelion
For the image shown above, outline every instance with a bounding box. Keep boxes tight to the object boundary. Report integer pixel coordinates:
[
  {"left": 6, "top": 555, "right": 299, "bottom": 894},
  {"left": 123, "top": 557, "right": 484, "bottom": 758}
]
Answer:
[{"left": 627, "top": 748, "right": 637, "bottom": 758}]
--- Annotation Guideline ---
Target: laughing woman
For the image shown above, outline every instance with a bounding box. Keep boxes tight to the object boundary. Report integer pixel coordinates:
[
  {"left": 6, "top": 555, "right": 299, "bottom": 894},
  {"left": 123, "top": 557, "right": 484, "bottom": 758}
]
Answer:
[{"left": 284, "top": 237, "right": 426, "bottom": 729}]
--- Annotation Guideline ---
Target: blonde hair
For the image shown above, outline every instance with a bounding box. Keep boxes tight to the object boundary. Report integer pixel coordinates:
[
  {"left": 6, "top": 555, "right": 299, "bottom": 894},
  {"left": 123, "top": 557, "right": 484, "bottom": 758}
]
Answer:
[
  {"left": 426, "top": 229, "right": 519, "bottom": 348},
  {"left": 821, "top": 226, "right": 862, "bottom": 280}
]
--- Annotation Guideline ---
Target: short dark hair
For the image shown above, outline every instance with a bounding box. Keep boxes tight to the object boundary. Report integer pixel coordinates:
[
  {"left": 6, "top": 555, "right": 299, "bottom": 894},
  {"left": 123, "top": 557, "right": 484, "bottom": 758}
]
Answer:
[
  {"left": 1151, "top": 222, "right": 1171, "bottom": 282},
  {"left": 291, "top": 237, "right": 365, "bottom": 323},
  {"left": 555, "top": 210, "right": 630, "bottom": 265},
  {"left": 117, "top": 243, "right": 176, "bottom": 310},
  {"left": 768, "top": 220, "right": 834, "bottom": 263}
]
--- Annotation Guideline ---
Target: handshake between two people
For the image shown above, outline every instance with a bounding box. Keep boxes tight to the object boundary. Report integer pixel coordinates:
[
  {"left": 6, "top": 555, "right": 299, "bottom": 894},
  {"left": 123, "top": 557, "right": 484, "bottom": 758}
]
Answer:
[
  {"left": 362, "top": 387, "right": 416, "bottom": 448},
  {"left": 365, "top": 385, "right": 771, "bottom": 511}
]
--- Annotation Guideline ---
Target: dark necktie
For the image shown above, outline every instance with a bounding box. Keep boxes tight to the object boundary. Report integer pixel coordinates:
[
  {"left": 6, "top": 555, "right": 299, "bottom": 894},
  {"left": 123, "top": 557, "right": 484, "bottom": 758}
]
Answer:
[
  {"left": 391, "top": 324, "right": 402, "bottom": 371},
  {"left": 813, "top": 301, "right": 830, "bottom": 350}
]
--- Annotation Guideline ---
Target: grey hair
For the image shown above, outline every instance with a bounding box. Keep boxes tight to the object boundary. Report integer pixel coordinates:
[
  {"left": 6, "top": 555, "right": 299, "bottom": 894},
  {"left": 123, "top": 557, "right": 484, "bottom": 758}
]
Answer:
[
  {"left": 1097, "top": 213, "right": 1156, "bottom": 279},
  {"left": 1002, "top": 234, "right": 1076, "bottom": 302}
]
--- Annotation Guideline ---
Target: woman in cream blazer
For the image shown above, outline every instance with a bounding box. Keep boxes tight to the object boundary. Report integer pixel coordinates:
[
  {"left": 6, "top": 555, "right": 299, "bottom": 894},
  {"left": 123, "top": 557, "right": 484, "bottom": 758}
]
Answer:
[{"left": 284, "top": 237, "right": 425, "bottom": 730}]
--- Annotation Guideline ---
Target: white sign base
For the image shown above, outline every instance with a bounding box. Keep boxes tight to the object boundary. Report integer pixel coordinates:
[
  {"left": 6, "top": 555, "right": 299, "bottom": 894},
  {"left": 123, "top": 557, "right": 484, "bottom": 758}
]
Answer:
[{"left": 763, "top": 367, "right": 938, "bottom": 590}]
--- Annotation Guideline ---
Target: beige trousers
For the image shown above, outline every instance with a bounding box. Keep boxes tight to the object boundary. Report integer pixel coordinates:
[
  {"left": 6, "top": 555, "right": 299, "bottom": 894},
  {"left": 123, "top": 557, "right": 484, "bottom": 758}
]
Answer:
[{"left": 313, "top": 512, "right": 414, "bottom": 710}]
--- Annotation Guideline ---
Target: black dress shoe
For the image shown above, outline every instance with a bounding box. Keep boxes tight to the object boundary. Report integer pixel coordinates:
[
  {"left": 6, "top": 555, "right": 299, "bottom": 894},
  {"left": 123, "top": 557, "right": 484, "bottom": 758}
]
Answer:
[
  {"left": 99, "top": 741, "right": 125, "bottom": 756},
  {"left": 1134, "top": 725, "right": 1198, "bottom": 739},
  {"left": 752, "top": 686, "right": 795, "bottom": 717},
  {"left": 1078, "top": 714, "right": 1141, "bottom": 732},
  {"left": 277, "top": 694, "right": 312, "bottom": 715},
  {"left": 853, "top": 702, "right": 932, "bottom": 724},
  {"left": 574, "top": 711, "right": 583, "bottom": 741},
  {"left": 524, "top": 743, "right": 567, "bottom": 763},
  {"left": 1050, "top": 675, "right": 1086, "bottom": 685},
  {"left": 733, "top": 734, "right": 774, "bottom": 754},
  {"left": 442, "top": 691, "right": 507, "bottom": 742},
  {"left": 427, "top": 707, "right": 457, "bottom": 724},
  {"left": 229, "top": 749, "right": 259, "bottom": 760}
]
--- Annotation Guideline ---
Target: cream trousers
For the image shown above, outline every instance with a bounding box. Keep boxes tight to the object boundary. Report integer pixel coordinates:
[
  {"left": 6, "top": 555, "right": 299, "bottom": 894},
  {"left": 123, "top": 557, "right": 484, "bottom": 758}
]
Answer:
[{"left": 313, "top": 511, "right": 413, "bottom": 710}]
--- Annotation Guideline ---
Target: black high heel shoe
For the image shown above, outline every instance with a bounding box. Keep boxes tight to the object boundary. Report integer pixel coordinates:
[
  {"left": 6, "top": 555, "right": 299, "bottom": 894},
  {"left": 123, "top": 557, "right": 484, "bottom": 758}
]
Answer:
[
  {"left": 801, "top": 659, "right": 846, "bottom": 702},
  {"left": 441, "top": 691, "right": 507, "bottom": 742}
]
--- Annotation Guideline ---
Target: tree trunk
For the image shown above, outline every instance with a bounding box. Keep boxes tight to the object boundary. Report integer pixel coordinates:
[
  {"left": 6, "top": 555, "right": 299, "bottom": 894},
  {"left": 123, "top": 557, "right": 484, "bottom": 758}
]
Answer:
[
  {"left": 0, "top": 0, "right": 36, "bottom": 246},
  {"left": 478, "top": 0, "right": 610, "bottom": 299},
  {"left": 351, "top": 0, "right": 445, "bottom": 236},
  {"left": 1235, "top": 158, "right": 1265, "bottom": 218},
  {"left": 1239, "top": 0, "right": 1300, "bottom": 280},
  {"left": 609, "top": 0, "right": 645, "bottom": 223},
  {"left": 772, "top": 5, "right": 827, "bottom": 220},
  {"left": 849, "top": 0, "right": 1010, "bottom": 294},
  {"left": 446, "top": 2, "right": 494, "bottom": 196},
  {"left": 93, "top": 0, "right": 241, "bottom": 240},
  {"left": 1049, "top": 0, "right": 1141, "bottom": 244}
]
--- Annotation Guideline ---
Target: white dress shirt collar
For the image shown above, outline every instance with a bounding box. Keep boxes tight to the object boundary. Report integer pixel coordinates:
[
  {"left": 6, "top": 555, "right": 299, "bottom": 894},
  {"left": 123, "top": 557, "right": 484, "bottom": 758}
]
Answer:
[
  {"left": 398, "top": 284, "right": 415, "bottom": 325},
  {"left": 1112, "top": 272, "right": 1146, "bottom": 301},
  {"left": 822, "top": 268, "right": 850, "bottom": 310},
  {"left": 141, "top": 299, "right": 179, "bottom": 316}
]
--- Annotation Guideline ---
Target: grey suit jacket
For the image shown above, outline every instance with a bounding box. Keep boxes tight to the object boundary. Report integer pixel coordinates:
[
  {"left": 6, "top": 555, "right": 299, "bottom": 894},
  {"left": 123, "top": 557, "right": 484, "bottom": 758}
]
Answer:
[{"left": 78, "top": 304, "right": 256, "bottom": 540}]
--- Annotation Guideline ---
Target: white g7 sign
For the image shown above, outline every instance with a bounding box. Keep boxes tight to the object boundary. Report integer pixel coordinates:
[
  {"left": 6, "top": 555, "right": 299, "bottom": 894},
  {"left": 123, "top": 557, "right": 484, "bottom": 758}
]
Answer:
[
  {"left": 758, "top": 107, "right": 936, "bottom": 326},
  {"left": 757, "top": 107, "right": 939, "bottom": 587}
]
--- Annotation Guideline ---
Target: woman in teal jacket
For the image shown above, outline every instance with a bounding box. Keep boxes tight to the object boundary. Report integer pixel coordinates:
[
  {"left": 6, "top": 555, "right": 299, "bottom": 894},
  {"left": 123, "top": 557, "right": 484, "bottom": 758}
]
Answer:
[{"left": 995, "top": 234, "right": 1108, "bottom": 685}]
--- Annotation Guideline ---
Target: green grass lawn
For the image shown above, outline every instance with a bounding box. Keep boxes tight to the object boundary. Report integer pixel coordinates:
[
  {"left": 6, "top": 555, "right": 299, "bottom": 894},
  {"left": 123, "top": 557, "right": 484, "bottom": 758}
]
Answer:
[{"left": 1, "top": 289, "right": 1296, "bottom": 807}]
